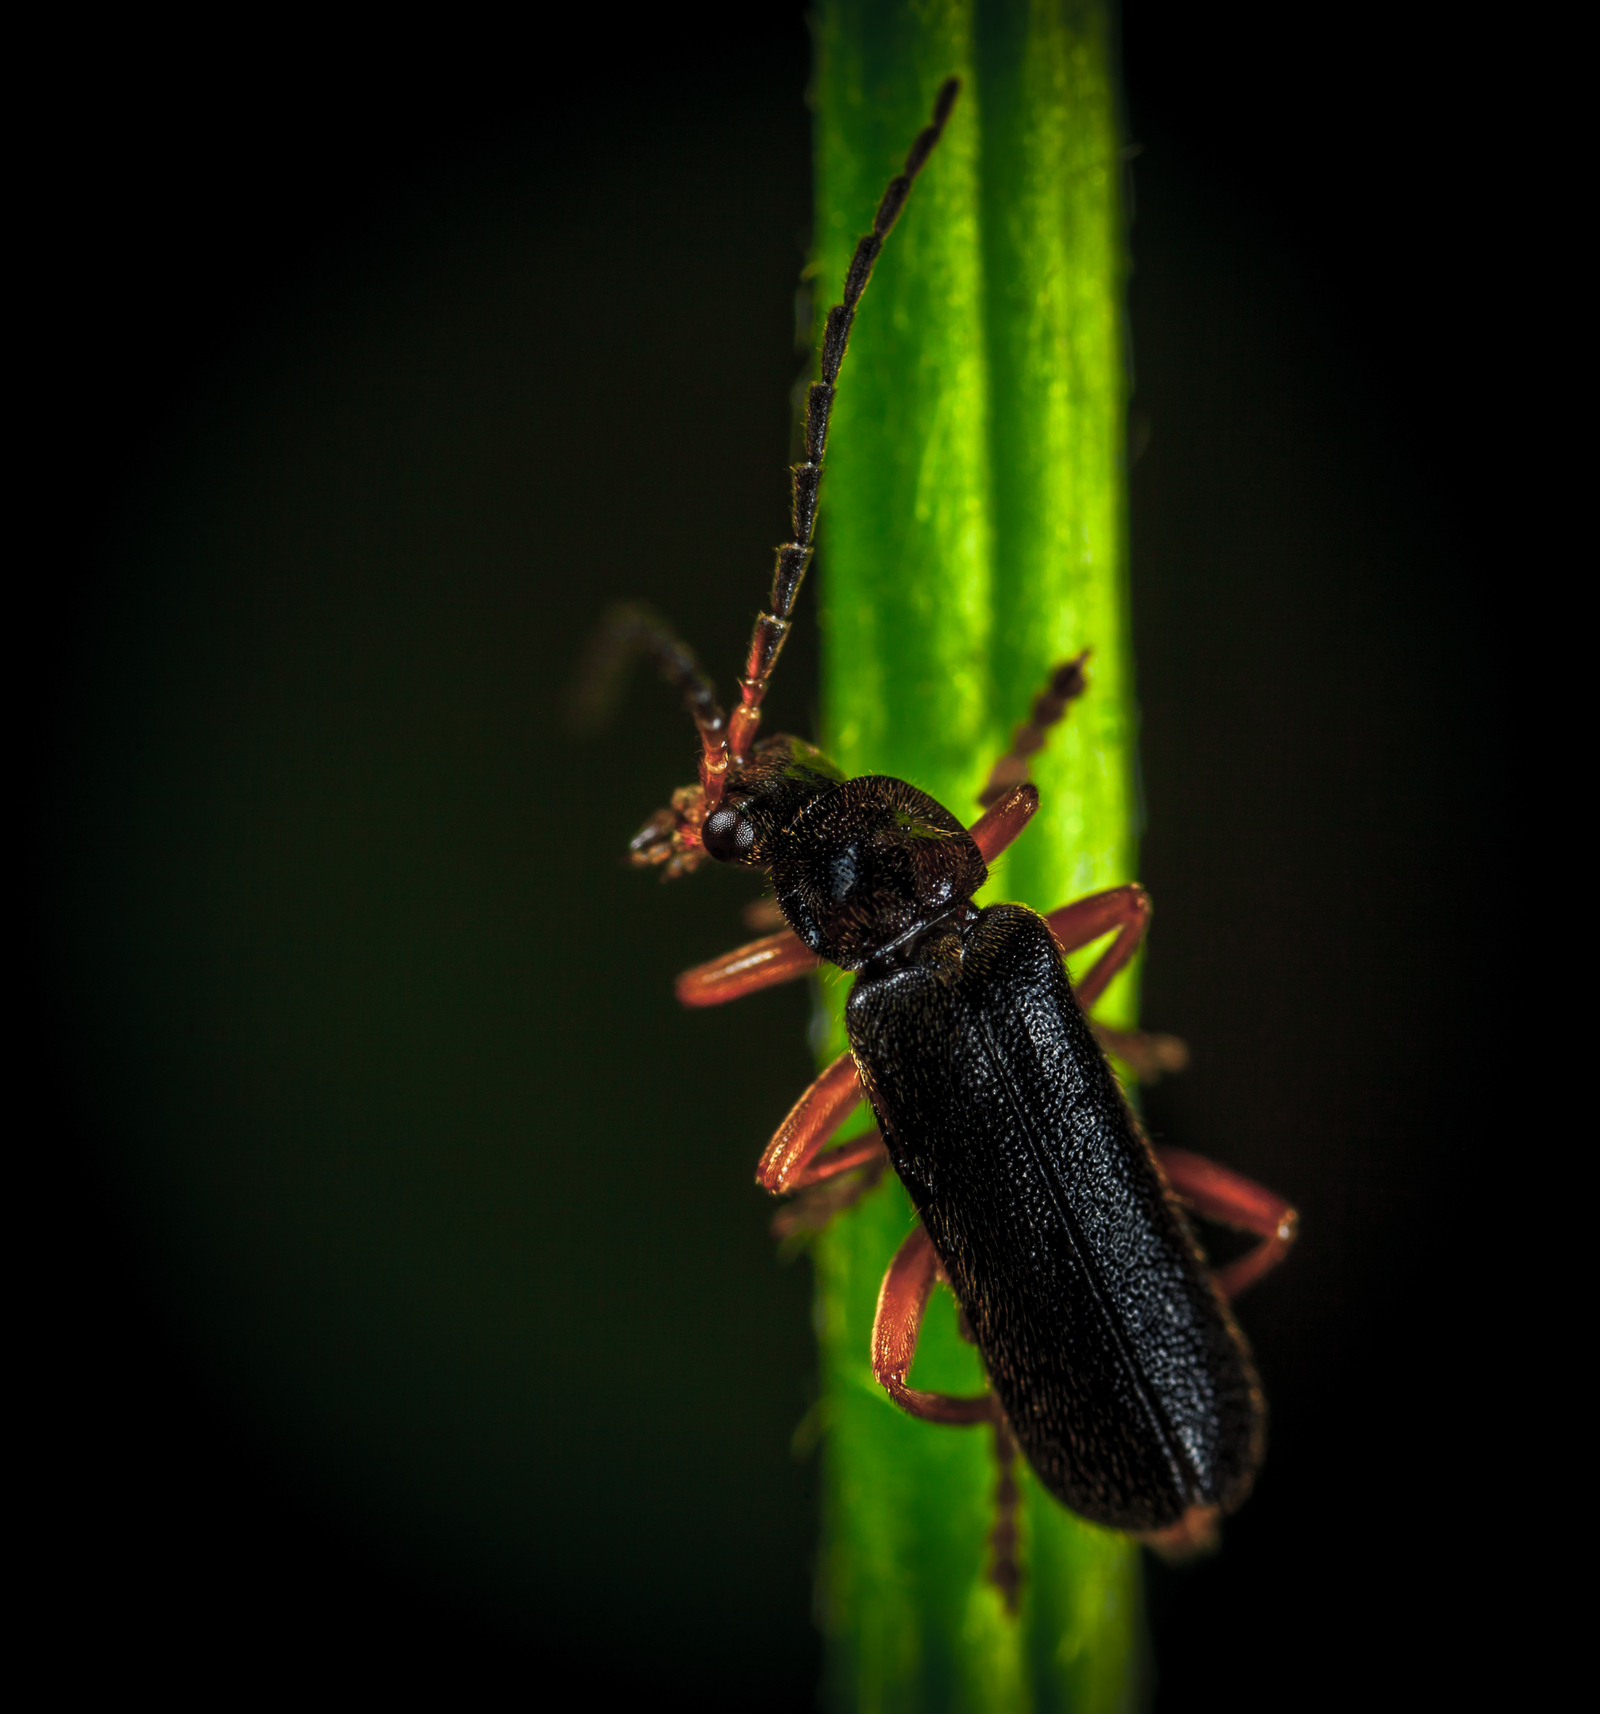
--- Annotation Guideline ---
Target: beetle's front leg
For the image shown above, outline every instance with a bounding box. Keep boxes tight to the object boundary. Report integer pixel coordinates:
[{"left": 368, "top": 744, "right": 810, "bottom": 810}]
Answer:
[
  {"left": 1153, "top": 1146, "right": 1299, "bottom": 1300},
  {"left": 677, "top": 929, "right": 820, "bottom": 1007},
  {"left": 1044, "top": 882, "right": 1151, "bottom": 1009}
]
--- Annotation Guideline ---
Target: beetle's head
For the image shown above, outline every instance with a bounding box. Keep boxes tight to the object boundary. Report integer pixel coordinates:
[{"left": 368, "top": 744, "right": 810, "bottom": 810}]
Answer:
[
  {"left": 628, "top": 734, "right": 845, "bottom": 880},
  {"left": 761, "top": 776, "right": 987, "bottom": 971}
]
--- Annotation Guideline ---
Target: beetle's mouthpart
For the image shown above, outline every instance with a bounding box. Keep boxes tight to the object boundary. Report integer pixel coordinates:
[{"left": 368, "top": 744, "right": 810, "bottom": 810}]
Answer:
[{"left": 628, "top": 782, "right": 709, "bottom": 879}]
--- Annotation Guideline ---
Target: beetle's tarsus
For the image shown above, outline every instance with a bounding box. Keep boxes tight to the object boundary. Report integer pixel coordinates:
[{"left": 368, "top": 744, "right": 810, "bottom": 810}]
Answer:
[
  {"left": 1153, "top": 1144, "right": 1299, "bottom": 1301},
  {"left": 770, "top": 1153, "right": 888, "bottom": 1247},
  {"left": 989, "top": 1415, "right": 1023, "bottom": 1615}
]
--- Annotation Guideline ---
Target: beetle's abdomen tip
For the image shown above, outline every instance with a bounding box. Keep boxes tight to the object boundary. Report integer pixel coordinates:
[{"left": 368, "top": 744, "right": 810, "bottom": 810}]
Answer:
[{"left": 1138, "top": 1503, "right": 1221, "bottom": 1564}]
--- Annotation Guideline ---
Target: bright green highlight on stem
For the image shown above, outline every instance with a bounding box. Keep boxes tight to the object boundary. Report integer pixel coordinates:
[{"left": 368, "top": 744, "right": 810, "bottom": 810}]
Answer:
[{"left": 809, "top": 3, "right": 1143, "bottom": 1709}]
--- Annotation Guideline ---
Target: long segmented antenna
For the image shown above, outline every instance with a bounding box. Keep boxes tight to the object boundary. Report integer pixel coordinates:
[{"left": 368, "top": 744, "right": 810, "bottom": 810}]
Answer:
[
  {"left": 713, "top": 76, "right": 962, "bottom": 792},
  {"left": 976, "top": 650, "right": 1091, "bottom": 806},
  {"left": 575, "top": 600, "right": 728, "bottom": 755}
]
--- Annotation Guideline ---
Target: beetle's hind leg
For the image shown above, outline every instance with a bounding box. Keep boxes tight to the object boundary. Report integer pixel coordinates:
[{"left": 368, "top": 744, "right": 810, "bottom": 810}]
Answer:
[
  {"left": 872, "top": 1224, "right": 995, "bottom": 1425},
  {"left": 1154, "top": 1146, "right": 1299, "bottom": 1299},
  {"left": 1140, "top": 1505, "right": 1222, "bottom": 1563},
  {"left": 874, "top": 1225, "right": 1024, "bottom": 1607},
  {"left": 988, "top": 1407, "right": 1023, "bottom": 1611}
]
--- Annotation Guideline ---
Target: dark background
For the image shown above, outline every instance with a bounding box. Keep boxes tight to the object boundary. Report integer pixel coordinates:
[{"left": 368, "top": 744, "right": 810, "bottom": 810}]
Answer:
[{"left": 28, "top": 4, "right": 1506, "bottom": 1707}]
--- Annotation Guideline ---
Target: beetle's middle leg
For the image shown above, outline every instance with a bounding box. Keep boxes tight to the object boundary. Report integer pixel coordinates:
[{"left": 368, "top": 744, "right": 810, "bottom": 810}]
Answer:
[
  {"left": 1042, "top": 885, "right": 1189, "bottom": 1079},
  {"left": 1154, "top": 1146, "right": 1299, "bottom": 1299},
  {"left": 756, "top": 1051, "right": 872, "bottom": 1190},
  {"left": 755, "top": 1052, "right": 890, "bottom": 1237}
]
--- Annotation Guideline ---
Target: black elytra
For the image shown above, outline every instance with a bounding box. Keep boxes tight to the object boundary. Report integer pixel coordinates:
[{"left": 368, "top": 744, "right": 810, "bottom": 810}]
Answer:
[{"left": 853, "top": 908, "right": 1262, "bottom": 1532}]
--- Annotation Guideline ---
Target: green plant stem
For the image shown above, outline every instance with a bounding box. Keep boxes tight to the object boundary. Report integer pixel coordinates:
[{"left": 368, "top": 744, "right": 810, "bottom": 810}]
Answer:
[{"left": 810, "top": 3, "right": 1143, "bottom": 1708}]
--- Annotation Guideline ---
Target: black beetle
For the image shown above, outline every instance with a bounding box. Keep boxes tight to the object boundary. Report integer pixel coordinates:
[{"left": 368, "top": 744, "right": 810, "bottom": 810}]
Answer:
[{"left": 597, "top": 79, "right": 1296, "bottom": 1588}]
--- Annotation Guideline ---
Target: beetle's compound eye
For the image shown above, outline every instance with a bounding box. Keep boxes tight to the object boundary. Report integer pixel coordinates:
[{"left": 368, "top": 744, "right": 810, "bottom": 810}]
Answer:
[{"left": 702, "top": 805, "right": 757, "bottom": 863}]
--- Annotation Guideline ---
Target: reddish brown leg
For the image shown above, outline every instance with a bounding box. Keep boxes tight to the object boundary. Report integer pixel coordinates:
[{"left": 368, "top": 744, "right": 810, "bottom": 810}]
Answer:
[
  {"left": 770, "top": 1147, "right": 889, "bottom": 1242},
  {"left": 755, "top": 1052, "right": 864, "bottom": 1193},
  {"left": 952, "top": 1290, "right": 1022, "bottom": 1606},
  {"left": 989, "top": 1415, "right": 1022, "bottom": 1613},
  {"left": 1044, "top": 883, "right": 1152, "bottom": 1011},
  {"left": 758, "top": 1054, "right": 889, "bottom": 1238},
  {"left": 742, "top": 896, "right": 789, "bottom": 933},
  {"left": 1090, "top": 1021, "right": 1190, "bottom": 1082},
  {"left": 676, "top": 930, "right": 820, "bottom": 1008},
  {"left": 968, "top": 783, "right": 1040, "bottom": 865},
  {"left": 872, "top": 1224, "right": 994, "bottom": 1425},
  {"left": 1154, "top": 1145, "right": 1299, "bottom": 1300},
  {"left": 781, "top": 1127, "right": 888, "bottom": 1190},
  {"left": 874, "top": 1233, "right": 1025, "bottom": 1607},
  {"left": 1047, "top": 888, "right": 1189, "bottom": 1082}
]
